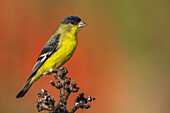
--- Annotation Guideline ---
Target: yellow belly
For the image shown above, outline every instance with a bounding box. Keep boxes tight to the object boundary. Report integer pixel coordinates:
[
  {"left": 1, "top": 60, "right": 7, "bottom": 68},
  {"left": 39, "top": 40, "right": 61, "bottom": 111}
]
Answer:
[{"left": 31, "top": 36, "right": 77, "bottom": 83}]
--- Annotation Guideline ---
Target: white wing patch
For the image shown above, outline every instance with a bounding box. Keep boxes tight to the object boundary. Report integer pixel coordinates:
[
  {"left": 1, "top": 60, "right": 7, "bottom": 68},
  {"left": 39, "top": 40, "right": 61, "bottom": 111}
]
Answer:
[{"left": 41, "top": 55, "right": 47, "bottom": 62}]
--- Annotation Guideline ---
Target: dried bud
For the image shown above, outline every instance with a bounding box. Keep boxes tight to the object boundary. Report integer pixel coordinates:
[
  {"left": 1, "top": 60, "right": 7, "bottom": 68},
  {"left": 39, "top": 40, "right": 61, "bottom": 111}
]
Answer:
[
  {"left": 37, "top": 92, "right": 42, "bottom": 97},
  {"left": 83, "top": 104, "right": 90, "bottom": 109},
  {"left": 50, "top": 81, "right": 55, "bottom": 86}
]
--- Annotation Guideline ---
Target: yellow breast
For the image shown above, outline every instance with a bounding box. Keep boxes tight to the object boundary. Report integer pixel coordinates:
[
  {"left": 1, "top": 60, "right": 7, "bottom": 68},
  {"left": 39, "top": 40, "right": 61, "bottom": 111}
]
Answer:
[{"left": 37, "top": 34, "right": 78, "bottom": 76}]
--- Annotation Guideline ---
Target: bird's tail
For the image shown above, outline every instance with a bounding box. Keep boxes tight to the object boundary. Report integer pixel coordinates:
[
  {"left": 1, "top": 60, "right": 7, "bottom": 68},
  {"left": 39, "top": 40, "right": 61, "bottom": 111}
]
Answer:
[{"left": 16, "top": 78, "right": 33, "bottom": 98}]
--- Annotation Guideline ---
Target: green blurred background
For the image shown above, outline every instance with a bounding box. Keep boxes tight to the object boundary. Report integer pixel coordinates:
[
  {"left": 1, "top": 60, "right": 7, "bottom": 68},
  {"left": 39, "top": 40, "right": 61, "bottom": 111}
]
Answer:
[{"left": 0, "top": 0, "right": 170, "bottom": 113}]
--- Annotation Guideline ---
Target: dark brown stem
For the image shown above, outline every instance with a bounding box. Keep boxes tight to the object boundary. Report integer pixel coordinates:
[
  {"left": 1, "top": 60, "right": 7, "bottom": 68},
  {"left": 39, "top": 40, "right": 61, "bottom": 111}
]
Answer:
[
  {"left": 69, "top": 104, "right": 80, "bottom": 113},
  {"left": 36, "top": 67, "right": 95, "bottom": 113}
]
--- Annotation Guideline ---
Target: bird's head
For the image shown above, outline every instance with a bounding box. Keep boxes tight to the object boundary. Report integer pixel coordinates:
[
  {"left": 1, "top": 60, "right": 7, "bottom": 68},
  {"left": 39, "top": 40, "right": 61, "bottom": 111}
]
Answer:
[
  {"left": 58, "top": 16, "right": 87, "bottom": 34},
  {"left": 61, "top": 16, "right": 87, "bottom": 28}
]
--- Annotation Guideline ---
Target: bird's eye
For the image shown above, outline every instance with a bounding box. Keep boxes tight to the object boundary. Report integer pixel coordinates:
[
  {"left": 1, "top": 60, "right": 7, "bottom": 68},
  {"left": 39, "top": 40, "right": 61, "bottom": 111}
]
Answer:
[{"left": 71, "top": 22, "right": 75, "bottom": 25}]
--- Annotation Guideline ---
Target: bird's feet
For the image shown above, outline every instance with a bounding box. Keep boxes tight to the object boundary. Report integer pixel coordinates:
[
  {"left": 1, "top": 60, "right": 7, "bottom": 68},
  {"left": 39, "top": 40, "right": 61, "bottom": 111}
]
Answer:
[{"left": 48, "top": 67, "right": 68, "bottom": 75}]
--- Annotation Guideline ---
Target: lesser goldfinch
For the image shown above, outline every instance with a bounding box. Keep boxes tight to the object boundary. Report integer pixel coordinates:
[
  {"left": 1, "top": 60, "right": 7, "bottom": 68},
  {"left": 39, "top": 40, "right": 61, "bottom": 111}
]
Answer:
[{"left": 16, "top": 16, "right": 87, "bottom": 98}]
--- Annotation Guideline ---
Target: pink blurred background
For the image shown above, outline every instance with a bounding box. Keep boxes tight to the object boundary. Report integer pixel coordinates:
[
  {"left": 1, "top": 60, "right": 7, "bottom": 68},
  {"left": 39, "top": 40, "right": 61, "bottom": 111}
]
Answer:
[{"left": 0, "top": 0, "right": 170, "bottom": 113}]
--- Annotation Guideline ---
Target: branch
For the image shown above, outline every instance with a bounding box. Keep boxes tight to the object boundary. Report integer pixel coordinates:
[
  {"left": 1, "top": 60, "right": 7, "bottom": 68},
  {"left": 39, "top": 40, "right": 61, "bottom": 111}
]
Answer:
[{"left": 36, "top": 67, "right": 95, "bottom": 113}]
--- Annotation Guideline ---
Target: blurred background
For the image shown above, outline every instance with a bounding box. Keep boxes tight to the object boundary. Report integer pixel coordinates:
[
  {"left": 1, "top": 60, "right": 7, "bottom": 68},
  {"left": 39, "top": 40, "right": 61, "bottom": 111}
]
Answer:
[{"left": 0, "top": 0, "right": 170, "bottom": 113}]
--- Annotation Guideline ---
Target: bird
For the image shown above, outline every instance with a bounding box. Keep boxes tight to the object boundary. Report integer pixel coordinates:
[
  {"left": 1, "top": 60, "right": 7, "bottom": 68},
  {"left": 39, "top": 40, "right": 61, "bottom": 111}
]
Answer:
[{"left": 16, "top": 16, "right": 87, "bottom": 98}]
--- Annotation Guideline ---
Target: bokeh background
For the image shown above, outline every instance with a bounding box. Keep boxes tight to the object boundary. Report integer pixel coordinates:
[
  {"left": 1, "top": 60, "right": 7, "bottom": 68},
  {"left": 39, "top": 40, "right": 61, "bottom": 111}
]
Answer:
[{"left": 0, "top": 0, "right": 170, "bottom": 113}]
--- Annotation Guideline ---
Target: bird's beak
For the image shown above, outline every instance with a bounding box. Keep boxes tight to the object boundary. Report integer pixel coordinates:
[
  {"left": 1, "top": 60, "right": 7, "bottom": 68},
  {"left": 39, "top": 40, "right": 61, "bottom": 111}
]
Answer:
[{"left": 78, "top": 21, "right": 87, "bottom": 28}]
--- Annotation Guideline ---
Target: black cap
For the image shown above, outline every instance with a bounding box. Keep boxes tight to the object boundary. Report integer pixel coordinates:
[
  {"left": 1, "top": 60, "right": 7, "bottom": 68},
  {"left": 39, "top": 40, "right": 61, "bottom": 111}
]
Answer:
[{"left": 61, "top": 16, "right": 81, "bottom": 25}]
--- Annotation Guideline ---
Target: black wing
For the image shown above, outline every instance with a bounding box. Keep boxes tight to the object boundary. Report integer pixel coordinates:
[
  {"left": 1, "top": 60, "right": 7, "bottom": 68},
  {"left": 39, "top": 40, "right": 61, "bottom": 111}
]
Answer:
[{"left": 27, "top": 34, "right": 61, "bottom": 81}]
